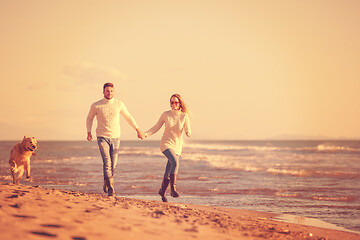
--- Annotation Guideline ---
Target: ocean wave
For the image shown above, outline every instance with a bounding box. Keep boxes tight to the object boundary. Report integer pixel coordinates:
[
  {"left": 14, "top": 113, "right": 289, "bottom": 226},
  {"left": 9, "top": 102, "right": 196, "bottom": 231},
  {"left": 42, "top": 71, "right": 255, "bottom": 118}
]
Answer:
[
  {"left": 119, "top": 147, "right": 162, "bottom": 157},
  {"left": 138, "top": 175, "right": 159, "bottom": 180},
  {"left": 304, "top": 144, "right": 360, "bottom": 154},
  {"left": 181, "top": 152, "right": 360, "bottom": 179},
  {"left": 182, "top": 176, "right": 234, "bottom": 181},
  {"left": 181, "top": 153, "right": 264, "bottom": 171},
  {"left": 203, "top": 188, "right": 357, "bottom": 203},
  {"left": 264, "top": 168, "right": 359, "bottom": 178},
  {"left": 275, "top": 192, "right": 300, "bottom": 197},
  {"left": 0, "top": 175, "right": 12, "bottom": 181},
  {"left": 184, "top": 142, "right": 360, "bottom": 154},
  {"left": 311, "top": 196, "right": 357, "bottom": 202},
  {"left": 266, "top": 168, "right": 311, "bottom": 177},
  {"left": 32, "top": 156, "right": 98, "bottom": 163},
  {"left": 207, "top": 188, "right": 276, "bottom": 195},
  {"left": 184, "top": 143, "right": 279, "bottom": 152},
  {"left": 266, "top": 168, "right": 360, "bottom": 179}
]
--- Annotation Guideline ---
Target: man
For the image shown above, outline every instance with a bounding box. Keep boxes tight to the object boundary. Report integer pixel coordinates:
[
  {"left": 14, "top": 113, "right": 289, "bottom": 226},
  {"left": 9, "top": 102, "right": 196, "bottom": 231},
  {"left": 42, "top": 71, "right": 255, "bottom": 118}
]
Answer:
[{"left": 86, "top": 82, "right": 144, "bottom": 196}]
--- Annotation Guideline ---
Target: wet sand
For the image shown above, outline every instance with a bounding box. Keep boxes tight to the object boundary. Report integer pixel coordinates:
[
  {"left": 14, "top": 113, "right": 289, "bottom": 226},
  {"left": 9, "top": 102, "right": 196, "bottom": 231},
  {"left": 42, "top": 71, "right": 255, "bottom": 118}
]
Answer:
[{"left": 0, "top": 182, "right": 358, "bottom": 240}]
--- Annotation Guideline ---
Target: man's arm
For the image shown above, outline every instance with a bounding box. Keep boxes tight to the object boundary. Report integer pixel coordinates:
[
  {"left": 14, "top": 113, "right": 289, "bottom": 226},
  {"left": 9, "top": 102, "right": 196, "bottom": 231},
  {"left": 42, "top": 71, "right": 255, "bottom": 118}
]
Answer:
[
  {"left": 86, "top": 104, "right": 96, "bottom": 141},
  {"left": 87, "top": 132, "right": 93, "bottom": 142},
  {"left": 120, "top": 103, "right": 145, "bottom": 139}
]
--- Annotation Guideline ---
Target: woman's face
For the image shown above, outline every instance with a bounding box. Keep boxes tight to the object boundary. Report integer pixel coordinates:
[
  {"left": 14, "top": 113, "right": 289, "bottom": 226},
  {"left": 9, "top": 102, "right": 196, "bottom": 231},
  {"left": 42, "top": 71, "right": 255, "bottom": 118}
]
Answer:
[{"left": 170, "top": 96, "right": 181, "bottom": 110}]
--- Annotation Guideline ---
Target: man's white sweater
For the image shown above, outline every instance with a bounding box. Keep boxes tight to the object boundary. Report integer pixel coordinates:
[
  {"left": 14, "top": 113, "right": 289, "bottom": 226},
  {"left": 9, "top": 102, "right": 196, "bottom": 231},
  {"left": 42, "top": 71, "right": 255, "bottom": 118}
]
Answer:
[{"left": 86, "top": 98, "right": 138, "bottom": 138}]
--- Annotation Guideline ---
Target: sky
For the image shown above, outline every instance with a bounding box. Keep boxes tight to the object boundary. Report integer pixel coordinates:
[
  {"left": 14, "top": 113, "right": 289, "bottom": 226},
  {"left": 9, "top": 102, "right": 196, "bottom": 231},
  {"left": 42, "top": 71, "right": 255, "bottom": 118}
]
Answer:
[{"left": 1, "top": 0, "right": 359, "bottom": 141}]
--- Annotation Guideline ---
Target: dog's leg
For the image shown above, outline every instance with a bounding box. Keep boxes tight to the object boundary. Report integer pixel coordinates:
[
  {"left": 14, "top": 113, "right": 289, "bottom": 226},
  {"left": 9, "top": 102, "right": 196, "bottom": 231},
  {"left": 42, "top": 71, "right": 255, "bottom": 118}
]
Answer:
[
  {"left": 11, "top": 170, "right": 16, "bottom": 184},
  {"left": 25, "top": 162, "right": 32, "bottom": 182},
  {"left": 16, "top": 167, "right": 24, "bottom": 185},
  {"left": 9, "top": 160, "right": 17, "bottom": 184}
]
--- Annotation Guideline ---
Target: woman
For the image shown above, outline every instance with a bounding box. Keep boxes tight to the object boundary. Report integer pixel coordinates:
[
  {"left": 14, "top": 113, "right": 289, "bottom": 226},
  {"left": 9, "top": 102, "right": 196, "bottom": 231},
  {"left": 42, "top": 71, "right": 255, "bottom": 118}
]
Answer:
[{"left": 145, "top": 94, "right": 191, "bottom": 202}]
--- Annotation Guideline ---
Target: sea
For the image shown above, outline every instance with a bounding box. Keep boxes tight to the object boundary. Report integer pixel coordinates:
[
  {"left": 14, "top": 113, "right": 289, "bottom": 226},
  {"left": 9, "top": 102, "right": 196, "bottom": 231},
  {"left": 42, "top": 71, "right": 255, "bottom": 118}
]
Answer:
[{"left": 1, "top": 140, "right": 359, "bottom": 233}]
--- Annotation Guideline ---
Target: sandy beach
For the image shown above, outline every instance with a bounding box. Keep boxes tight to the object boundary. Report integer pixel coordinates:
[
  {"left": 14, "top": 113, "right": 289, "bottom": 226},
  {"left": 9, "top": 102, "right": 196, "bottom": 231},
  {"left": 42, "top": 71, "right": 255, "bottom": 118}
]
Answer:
[{"left": 0, "top": 182, "right": 358, "bottom": 240}]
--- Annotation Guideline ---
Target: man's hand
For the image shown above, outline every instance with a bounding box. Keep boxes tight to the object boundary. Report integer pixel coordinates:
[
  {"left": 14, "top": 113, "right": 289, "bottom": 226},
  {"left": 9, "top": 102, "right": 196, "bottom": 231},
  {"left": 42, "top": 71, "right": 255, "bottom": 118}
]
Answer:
[
  {"left": 87, "top": 132, "right": 93, "bottom": 142},
  {"left": 136, "top": 129, "right": 145, "bottom": 140}
]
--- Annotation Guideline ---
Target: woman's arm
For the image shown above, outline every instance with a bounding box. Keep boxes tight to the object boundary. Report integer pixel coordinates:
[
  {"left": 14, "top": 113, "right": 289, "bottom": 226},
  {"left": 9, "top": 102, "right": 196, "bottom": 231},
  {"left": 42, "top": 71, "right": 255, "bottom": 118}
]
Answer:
[
  {"left": 184, "top": 114, "right": 191, "bottom": 137},
  {"left": 145, "top": 113, "right": 165, "bottom": 137}
]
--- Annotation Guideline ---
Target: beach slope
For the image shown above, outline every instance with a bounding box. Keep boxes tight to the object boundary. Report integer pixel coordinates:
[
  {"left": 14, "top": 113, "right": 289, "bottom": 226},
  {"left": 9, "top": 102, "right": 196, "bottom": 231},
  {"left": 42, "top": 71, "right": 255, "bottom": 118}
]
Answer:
[{"left": 0, "top": 182, "right": 358, "bottom": 240}]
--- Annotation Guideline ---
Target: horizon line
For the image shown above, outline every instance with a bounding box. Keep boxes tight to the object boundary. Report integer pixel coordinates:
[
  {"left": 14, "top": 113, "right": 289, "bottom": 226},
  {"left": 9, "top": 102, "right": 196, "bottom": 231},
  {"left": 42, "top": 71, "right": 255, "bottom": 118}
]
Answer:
[{"left": 1, "top": 138, "right": 360, "bottom": 142}]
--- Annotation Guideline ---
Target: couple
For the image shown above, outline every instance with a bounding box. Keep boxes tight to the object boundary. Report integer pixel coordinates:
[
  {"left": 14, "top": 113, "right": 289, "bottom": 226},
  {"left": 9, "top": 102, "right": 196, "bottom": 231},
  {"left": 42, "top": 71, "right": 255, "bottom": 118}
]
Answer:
[{"left": 86, "top": 83, "right": 191, "bottom": 202}]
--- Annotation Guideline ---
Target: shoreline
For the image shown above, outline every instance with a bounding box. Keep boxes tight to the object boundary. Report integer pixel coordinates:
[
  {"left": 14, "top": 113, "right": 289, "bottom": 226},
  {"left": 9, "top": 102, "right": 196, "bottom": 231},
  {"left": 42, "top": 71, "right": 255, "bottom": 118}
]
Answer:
[
  {"left": 0, "top": 182, "right": 358, "bottom": 240},
  {"left": 125, "top": 195, "right": 359, "bottom": 235}
]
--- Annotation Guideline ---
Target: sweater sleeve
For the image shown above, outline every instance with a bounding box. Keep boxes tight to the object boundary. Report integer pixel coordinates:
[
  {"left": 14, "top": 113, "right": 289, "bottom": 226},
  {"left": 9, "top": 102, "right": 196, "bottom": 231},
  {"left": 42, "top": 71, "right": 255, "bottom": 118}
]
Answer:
[
  {"left": 145, "top": 112, "right": 165, "bottom": 137},
  {"left": 120, "top": 104, "right": 139, "bottom": 130},
  {"left": 86, "top": 104, "right": 96, "bottom": 133},
  {"left": 184, "top": 114, "right": 191, "bottom": 134}
]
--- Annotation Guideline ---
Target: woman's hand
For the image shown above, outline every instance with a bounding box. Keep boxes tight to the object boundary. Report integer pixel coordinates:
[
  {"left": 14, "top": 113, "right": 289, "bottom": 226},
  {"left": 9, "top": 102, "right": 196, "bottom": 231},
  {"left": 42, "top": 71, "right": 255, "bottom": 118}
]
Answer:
[
  {"left": 186, "top": 132, "right": 191, "bottom": 137},
  {"left": 136, "top": 128, "right": 146, "bottom": 140}
]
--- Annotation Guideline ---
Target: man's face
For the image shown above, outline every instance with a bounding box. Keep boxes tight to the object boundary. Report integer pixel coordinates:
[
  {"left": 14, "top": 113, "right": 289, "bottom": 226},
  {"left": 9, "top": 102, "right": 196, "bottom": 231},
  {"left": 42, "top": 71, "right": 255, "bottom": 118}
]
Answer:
[{"left": 103, "top": 87, "right": 114, "bottom": 100}]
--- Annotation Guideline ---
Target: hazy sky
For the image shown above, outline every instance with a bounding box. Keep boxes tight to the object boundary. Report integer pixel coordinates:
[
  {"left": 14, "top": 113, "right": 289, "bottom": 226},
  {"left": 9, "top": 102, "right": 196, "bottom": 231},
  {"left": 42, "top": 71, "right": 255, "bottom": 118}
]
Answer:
[{"left": 1, "top": 0, "right": 359, "bottom": 141}]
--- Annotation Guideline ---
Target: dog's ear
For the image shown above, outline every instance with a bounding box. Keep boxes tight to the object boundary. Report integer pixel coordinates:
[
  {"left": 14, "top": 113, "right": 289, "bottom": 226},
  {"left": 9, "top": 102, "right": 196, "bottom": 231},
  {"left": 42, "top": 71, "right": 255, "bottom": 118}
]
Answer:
[{"left": 23, "top": 135, "right": 28, "bottom": 139}]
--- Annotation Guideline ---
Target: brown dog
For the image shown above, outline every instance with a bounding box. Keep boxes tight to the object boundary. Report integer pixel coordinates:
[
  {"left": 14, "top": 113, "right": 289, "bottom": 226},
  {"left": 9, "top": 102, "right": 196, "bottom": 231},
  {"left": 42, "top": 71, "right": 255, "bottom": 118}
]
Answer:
[{"left": 9, "top": 136, "right": 37, "bottom": 184}]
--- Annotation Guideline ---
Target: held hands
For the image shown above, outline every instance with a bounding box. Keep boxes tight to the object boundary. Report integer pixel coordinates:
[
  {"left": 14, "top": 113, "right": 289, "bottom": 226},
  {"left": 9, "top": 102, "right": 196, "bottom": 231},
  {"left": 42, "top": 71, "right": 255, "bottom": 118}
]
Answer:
[{"left": 136, "top": 129, "right": 146, "bottom": 140}]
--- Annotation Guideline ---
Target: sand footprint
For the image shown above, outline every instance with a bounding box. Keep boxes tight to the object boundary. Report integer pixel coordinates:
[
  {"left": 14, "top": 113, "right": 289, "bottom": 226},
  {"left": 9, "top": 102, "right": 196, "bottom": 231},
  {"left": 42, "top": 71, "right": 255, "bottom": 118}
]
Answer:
[
  {"left": 13, "top": 214, "right": 36, "bottom": 219},
  {"left": 151, "top": 210, "right": 166, "bottom": 218},
  {"left": 7, "top": 194, "right": 19, "bottom": 198},
  {"left": 10, "top": 203, "right": 21, "bottom": 208},
  {"left": 30, "top": 231, "right": 57, "bottom": 238},
  {"left": 30, "top": 224, "right": 67, "bottom": 238},
  {"left": 41, "top": 224, "right": 63, "bottom": 228},
  {"left": 184, "top": 226, "right": 199, "bottom": 233},
  {"left": 14, "top": 190, "right": 29, "bottom": 194},
  {"left": 72, "top": 237, "right": 87, "bottom": 240},
  {"left": 11, "top": 190, "right": 28, "bottom": 197}
]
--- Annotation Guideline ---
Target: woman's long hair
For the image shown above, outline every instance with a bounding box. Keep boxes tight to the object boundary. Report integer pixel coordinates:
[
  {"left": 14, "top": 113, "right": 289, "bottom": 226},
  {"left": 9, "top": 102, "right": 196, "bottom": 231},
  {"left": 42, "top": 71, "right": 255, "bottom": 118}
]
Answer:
[{"left": 171, "top": 94, "right": 190, "bottom": 115}]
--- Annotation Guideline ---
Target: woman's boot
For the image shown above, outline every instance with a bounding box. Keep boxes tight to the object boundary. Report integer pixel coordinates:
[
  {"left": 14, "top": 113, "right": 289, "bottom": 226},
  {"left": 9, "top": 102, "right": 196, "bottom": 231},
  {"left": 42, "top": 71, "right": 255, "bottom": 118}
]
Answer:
[
  {"left": 170, "top": 174, "right": 180, "bottom": 197},
  {"left": 103, "top": 179, "right": 108, "bottom": 193},
  {"left": 158, "top": 177, "right": 170, "bottom": 202},
  {"left": 104, "top": 177, "right": 115, "bottom": 196}
]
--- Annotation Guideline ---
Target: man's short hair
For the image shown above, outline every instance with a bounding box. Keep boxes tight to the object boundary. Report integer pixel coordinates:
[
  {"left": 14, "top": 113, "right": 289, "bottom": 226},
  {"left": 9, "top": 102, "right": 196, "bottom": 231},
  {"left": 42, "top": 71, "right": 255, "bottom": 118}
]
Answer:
[{"left": 103, "top": 82, "right": 114, "bottom": 91}]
